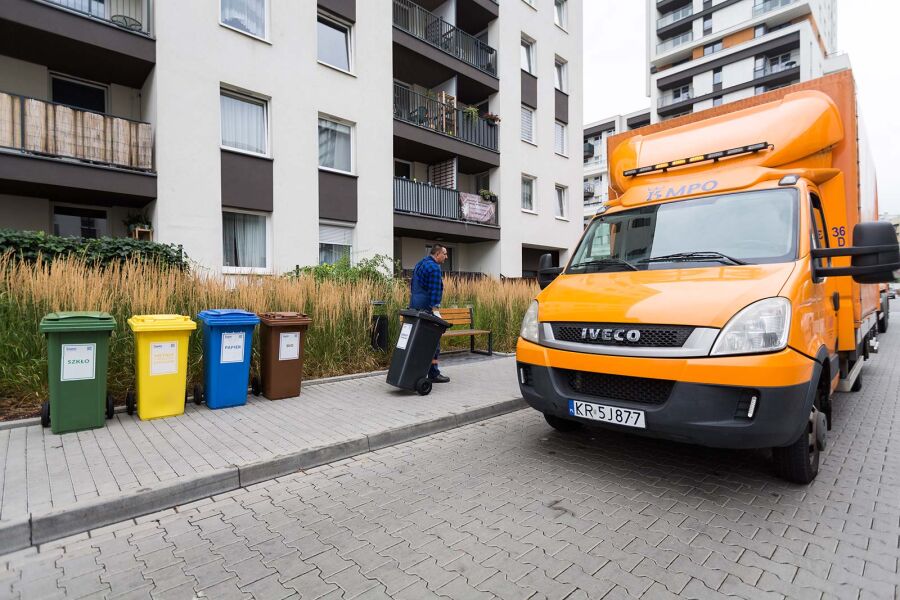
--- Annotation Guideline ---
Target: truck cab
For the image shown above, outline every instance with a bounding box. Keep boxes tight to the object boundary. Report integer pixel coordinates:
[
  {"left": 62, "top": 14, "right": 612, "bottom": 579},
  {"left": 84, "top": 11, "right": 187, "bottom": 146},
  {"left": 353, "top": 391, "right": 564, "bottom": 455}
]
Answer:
[{"left": 517, "top": 75, "right": 899, "bottom": 483}]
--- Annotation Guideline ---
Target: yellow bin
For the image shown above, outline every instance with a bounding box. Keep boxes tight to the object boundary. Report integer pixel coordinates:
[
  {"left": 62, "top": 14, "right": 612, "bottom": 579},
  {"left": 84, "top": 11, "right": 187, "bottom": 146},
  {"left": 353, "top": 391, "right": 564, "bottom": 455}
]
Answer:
[{"left": 127, "top": 315, "right": 197, "bottom": 420}]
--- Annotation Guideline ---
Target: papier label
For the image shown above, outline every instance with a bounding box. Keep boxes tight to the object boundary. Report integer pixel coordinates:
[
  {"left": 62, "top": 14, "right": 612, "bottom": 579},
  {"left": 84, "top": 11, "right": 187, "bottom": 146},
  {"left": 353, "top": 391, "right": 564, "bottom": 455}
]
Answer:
[
  {"left": 221, "top": 332, "right": 245, "bottom": 364},
  {"left": 61, "top": 344, "right": 96, "bottom": 381},
  {"left": 150, "top": 342, "right": 178, "bottom": 376},
  {"left": 279, "top": 332, "right": 300, "bottom": 361},
  {"left": 396, "top": 323, "right": 413, "bottom": 350}
]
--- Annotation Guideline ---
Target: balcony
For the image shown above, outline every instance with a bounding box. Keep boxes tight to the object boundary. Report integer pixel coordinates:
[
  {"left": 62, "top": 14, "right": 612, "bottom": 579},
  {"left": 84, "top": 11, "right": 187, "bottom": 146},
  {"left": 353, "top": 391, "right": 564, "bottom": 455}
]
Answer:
[
  {"left": 657, "top": 30, "right": 693, "bottom": 54},
  {"left": 752, "top": 0, "right": 796, "bottom": 17},
  {"left": 754, "top": 56, "right": 799, "bottom": 79},
  {"left": 393, "top": 177, "right": 500, "bottom": 242},
  {"left": 583, "top": 183, "right": 594, "bottom": 198},
  {"left": 0, "top": 91, "right": 155, "bottom": 205},
  {"left": 0, "top": 0, "right": 155, "bottom": 88},
  {"left": 657, "top": 5, "right": 693, "bottom": 29},
  {"left": 394, "top": 84, "right": 498, "bottom": 153},
  {"left": 392, "top": 0, "right": 497, "bottom": 77},
  {"left": 658, "top": 87, "right": 693, "bottom": 108}
]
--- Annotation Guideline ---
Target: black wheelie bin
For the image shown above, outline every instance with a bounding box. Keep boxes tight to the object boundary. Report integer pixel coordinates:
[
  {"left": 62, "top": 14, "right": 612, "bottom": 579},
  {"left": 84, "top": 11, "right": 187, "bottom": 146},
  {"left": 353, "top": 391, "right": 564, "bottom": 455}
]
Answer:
[{"left": 386, "top": 309, "right": 451, "bottom": 396}]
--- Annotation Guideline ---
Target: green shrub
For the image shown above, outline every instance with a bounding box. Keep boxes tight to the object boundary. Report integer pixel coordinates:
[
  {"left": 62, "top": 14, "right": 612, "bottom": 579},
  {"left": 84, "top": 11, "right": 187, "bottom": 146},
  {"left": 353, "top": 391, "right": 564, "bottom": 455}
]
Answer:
[
  {"left": 288, "top": 254, "right": 396, "bottom": 284},
  {"left": 0, "top": 229, "right": 188, "bottom": 269}
]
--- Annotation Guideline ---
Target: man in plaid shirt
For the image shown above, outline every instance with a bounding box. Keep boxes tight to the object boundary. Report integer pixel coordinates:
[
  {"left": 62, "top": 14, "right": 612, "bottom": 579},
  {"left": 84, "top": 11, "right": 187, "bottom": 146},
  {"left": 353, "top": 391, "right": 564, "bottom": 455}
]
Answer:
[{"left": 410, "top": 244, "right": 450, "bottom": 383}]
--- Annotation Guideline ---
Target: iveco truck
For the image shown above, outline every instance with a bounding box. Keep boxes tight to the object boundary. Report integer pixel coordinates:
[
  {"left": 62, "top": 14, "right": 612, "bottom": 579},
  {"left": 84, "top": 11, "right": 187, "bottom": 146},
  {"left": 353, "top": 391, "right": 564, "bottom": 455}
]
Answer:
[{"left": 517, "top": 71, "right": 899, "bottom": 483}]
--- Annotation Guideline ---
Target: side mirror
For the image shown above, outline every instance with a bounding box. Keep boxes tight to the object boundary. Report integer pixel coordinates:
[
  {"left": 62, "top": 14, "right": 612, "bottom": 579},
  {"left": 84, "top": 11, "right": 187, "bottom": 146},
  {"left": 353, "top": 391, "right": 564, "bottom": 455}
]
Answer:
[
  {"left": 812, "top": 221, "right": 900, "bottom": 283},
  {"left": 537, "top": 253, "right": 562, "bottom": 290}
]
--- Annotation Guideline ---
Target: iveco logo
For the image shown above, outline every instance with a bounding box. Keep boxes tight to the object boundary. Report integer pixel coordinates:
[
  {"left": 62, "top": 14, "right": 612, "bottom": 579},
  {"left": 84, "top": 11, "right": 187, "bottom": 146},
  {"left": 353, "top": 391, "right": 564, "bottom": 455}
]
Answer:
[{"left": 581, "top": 328, "right": 641, "bottom": 343}]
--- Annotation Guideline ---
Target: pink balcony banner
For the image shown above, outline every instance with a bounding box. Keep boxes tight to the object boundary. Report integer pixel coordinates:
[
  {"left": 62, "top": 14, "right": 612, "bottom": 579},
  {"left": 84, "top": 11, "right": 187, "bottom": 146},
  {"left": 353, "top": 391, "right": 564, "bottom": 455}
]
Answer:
[{"left": 459, "top": 192, "right": 496, "bottom": 224}]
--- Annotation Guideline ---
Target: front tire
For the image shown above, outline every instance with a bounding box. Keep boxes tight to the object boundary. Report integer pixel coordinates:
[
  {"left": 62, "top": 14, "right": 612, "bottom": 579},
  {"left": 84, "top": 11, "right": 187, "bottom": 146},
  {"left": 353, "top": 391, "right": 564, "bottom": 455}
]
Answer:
[
  {"left": 773, "top": 380, "right": 827, "bottom": 484},
  {"left": 544, "top": 413, "right": 582, "bottom": 432}
]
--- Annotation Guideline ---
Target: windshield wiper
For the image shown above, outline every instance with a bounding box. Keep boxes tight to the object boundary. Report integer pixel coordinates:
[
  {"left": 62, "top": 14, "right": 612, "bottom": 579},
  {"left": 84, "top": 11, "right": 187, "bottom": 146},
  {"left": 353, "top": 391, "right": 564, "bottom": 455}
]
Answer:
[
  {"left": 569, "top": 258, "right": 638, "bottom": 272},
  {"left": 639, "top": 251, "right": 748, "bottom": 266}
]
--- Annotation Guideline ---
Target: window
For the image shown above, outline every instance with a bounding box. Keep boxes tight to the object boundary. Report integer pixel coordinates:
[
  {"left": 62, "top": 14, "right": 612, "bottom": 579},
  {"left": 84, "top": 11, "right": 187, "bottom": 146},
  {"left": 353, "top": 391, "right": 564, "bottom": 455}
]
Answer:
[
  {"left": 754, "top": 24, "right": 767, "bottom": 38},
  {"left": 554, "top": 58, "right": 568, "bottom": 92},
  {"left": 704, "top": 41, "right": 723, "bottom": 56},
  {"left": 520, "top": 105, "right": 535, "bottom": 144},
  {"left": 713, "top": 96, "right": 723, "bottom": 107},
  {"left": 554, "top": 121, "right": 567, "bottom": 156},
  {"left": 475, "top": 172, "right": 491, "bottom": 194},
  {"left": 317, "top": 14, "right": 351, "bottom": 72},
  {"left": 713, "top": 67, "right": 723, "bottom": 90},
  {"left": 53, "top": 206, "right": 108, "bottom": 239},
  {"left": 703, "top": 0, "right": 712, "bottom": 8},
  {"left": 810, "top": 194, "right": 830, "bottom": 272},
  {"left": 672, "top": 84, "right": 691, "bottom": 101},
  {"left": 394, "top": 160, "right": 412, "bottom": 179},
  {"left": 703, "top": 15, "right": 712, "bottom": 35},
  {"left": 220, "top": 90, "right": 268, "bottom": 155},
  {"left": 319, "top": 224, "right": 353, "bottom": 265},
  {"left": 521, "top": 37, "right": 535, "bottom": 74},
  {"left": 221, "top": 0, "right": 266, "bottom": 39},
  {"left": 223, "top": 211, "right": 267, "bottom": 269},
  {"left": 521, "top": 175, "right": 536, "bottom": 211},
  {"left": 318, "top": 117, "right": 352, "bottom": 173},
  {"left": 555, "top": 185, "right": 568, "bottom": 219},
  {"left": 554, "top": 0, "right": 567, "bottom": 28},
  {"left": 51, "top": 75, "right": 106, "bottom": 113}
]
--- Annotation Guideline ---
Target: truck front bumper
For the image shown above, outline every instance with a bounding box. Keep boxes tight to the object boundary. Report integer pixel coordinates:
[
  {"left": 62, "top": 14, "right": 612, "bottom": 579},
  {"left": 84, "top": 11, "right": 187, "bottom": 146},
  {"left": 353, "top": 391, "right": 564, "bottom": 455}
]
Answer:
[{"left": 516, "top": 344, "right": 820, "bottom": 449}]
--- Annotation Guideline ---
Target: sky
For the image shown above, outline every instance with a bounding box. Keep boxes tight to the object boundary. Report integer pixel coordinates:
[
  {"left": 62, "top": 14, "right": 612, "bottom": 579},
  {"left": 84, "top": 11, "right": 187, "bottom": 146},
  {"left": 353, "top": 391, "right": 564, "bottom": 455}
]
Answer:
[{"left": 582, "top": 0, "right": 900, "bottom": 214}]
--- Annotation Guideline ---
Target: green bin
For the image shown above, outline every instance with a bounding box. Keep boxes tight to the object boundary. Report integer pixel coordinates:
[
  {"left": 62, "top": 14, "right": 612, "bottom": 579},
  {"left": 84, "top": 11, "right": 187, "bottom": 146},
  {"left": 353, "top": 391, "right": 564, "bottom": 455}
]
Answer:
[{"left": 40, "top": 311, "right": 117, "bottom": 434}]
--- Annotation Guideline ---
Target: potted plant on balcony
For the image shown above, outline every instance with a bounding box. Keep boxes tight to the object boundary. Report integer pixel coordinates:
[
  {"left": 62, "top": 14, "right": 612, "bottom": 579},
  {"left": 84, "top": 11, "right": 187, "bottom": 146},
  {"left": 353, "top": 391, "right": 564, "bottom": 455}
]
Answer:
[
  {"left": 482, "top": 112, "right": 502, "bottom": 125},
  {"left": 123, "top": 211, "right": 152, "bottom": 239},
  {"left": 478, "top": 189, "right": 498, "bottom": 202},
  {"left": 462, "top": 106, "right": 480, "bottom": 122}
]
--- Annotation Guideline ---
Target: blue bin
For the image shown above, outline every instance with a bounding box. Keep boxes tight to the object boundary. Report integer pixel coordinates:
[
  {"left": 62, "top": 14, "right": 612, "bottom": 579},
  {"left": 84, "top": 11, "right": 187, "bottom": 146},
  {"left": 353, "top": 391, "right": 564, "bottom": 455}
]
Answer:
[{"left": 197, "top": 309, "right": 260, "bottom": 409}]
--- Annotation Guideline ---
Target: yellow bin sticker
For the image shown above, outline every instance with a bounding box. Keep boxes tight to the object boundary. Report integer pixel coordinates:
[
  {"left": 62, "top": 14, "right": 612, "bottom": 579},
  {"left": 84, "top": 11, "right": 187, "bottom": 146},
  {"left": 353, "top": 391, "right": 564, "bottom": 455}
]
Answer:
[{"left": 150, "top": 341, "right": 179, "bottom": 376}]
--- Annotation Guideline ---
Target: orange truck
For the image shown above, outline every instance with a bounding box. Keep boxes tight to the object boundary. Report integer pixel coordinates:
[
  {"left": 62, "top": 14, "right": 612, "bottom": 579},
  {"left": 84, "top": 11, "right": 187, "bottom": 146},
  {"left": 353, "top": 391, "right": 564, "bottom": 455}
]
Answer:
[{"left": 517, "top": 70, "right": 899, "bottom": 483}]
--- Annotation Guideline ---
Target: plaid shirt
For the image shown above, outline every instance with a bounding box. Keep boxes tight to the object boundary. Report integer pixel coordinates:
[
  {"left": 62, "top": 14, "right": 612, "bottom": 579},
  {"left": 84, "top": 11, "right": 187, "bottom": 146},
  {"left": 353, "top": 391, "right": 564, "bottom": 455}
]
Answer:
[{"left": 411, "top": 255, "right": 444, "bottom": 309}]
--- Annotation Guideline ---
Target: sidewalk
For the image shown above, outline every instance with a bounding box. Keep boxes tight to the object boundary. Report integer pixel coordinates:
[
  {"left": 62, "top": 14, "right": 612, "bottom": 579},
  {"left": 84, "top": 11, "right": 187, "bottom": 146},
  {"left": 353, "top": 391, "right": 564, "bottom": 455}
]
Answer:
[{"left": 0, "top": 355, "right": 524, "bottom": 554}]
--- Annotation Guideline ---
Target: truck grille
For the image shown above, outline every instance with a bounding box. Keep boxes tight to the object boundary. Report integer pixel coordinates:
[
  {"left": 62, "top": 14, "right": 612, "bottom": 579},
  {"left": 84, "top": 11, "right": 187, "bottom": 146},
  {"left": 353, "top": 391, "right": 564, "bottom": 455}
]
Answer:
[
  {"left": 563, "top": 370, "right": 674, "bottom": 405},
  {"left": 550, "top": 323, "right": 694, "bottom": 348}
]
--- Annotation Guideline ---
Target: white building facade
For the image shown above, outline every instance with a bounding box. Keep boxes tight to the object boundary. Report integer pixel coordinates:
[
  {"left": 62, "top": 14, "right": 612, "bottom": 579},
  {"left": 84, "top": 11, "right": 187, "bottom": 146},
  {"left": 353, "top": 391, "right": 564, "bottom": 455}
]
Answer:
[
  {"left": 0, "top": 0, "right": 583, "bottom": 278},
  {"left": 648, "top": 0, "right": 837, "bottom": 122}
]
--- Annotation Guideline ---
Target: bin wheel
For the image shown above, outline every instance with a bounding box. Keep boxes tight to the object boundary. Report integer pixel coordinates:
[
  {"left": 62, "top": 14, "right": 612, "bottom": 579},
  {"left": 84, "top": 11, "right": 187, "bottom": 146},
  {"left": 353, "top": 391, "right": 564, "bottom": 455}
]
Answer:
[
  {"left": 125, "top": 390, "right": 135, "bottom": 416},
  {"left": 415, "top": 378, "right": 432, "bottom": 396},
  {"left": 193, "top": 385, "right": 203, "bottom": 405},
  {"left": 41, "top": 401, "right": 50, "bottom": 428},
  {"left": 251, "top": 376, "right": 261, "bottom": 397},
  {"left": 106, "top": 393, "right": 115, "bottom": 420}
]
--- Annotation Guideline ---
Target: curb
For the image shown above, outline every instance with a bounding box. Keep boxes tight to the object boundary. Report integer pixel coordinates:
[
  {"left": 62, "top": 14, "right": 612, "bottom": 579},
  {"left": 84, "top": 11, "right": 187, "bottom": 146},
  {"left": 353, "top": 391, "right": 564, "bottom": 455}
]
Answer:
[{"left": 0, "top": 397, "right": 527, "bottom": 555}]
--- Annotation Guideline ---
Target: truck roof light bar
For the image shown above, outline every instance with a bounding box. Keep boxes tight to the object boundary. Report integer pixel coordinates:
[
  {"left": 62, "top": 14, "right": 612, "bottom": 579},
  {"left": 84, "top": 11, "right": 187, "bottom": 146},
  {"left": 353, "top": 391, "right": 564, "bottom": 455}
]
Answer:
[{"left": 623, "top": 142, "right": 772, "bottom": 177}]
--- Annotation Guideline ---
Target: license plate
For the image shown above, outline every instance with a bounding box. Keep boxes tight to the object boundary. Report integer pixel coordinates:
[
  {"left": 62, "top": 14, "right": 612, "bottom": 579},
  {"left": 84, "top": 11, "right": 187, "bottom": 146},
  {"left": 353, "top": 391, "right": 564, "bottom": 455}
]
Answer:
[{"left": 568, "top": 400, "right": 646, "bottom": 429}]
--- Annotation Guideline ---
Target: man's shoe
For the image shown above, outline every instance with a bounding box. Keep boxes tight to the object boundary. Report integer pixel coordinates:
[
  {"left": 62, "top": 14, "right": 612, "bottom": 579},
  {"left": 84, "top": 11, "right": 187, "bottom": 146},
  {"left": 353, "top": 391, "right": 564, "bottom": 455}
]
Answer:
[{"left": 429, "top": 374, "right": 450, "bottom": 383}]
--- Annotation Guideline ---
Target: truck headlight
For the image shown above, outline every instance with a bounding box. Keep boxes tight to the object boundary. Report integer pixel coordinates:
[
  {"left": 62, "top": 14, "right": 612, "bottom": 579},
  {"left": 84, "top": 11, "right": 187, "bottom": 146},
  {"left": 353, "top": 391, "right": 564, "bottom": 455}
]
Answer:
[
  {"left": 520, "top": 300, "right": 540, "bottom": 343},
  {"left": 711, "top": 297, "right": 791, "bottom": 356}
]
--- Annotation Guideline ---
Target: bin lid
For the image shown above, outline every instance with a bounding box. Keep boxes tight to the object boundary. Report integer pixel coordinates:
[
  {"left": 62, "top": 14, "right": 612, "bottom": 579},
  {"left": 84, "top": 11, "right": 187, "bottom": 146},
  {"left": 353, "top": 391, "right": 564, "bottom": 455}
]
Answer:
[
  {"left": 127, "top": 314, "right": 197, "bottom": 332},
  {"left": 258, "top": 311, "right": 312, "bottom": 326},
  {"left": 398, "top": 309, "right": 451, "bottom": 329},
  {"left": 40, "top": 311, "right": 116, "bottom": 333},
  {"left": 197, "top": 309, "right": 261, "bottom": 326}
]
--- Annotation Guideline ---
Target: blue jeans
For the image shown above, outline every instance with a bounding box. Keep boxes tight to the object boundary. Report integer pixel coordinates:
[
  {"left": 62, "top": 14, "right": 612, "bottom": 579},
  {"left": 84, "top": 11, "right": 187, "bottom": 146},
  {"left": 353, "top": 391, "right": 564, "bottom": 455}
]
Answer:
[{"left": 428, "top": 347, "right": 441, "bottom": 378}]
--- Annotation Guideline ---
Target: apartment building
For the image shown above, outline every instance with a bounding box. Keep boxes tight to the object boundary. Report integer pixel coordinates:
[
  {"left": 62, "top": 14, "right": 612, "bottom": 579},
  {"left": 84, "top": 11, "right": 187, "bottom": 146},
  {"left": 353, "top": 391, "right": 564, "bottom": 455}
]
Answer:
[
  {"left": 0, "top": 0, "right": 583, "bottom": 278},
  {"left": 648, "top": 0, "right": 839, "bottom": 122},
  {"left": 582, "top": 108, "right": 650, "bottom": 224}
]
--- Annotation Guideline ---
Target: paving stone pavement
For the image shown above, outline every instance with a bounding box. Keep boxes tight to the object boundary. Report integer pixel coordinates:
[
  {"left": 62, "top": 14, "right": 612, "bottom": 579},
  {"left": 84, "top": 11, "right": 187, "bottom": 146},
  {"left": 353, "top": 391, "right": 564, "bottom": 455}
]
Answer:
[
  {"left": 1, "top": 306, "right": 898, "bottom": 599},
  {"left": 0, "top": 354, "right": 520, "bottom": 540}
]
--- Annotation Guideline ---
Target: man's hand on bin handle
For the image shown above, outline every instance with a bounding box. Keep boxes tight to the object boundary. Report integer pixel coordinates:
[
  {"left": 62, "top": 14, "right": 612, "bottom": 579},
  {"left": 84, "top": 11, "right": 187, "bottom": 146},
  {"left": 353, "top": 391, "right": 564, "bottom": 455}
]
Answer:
[{"left": 432, "top": 310, "right": 442, "bottom": 319}]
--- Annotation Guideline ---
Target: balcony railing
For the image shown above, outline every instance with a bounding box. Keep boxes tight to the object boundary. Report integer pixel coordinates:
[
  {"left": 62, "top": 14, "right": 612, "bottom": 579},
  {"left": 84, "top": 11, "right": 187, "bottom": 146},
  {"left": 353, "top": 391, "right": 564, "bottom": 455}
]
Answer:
[
  {"left": 392, "top": 0, "right": 497, "bottom": 77},
  {"left": 40, "top": 0, "right": 151, "bottom": 35},
  {"left": 0, "top": 91, "right": 153, "bottom": 171},
  {"left": 583, "top": 183, "right": 595, "bottom": 197},
  {"left": 394, "top": 177, "right": 498, "bottom": 226},
  {"left": 657, "top": 5, "right": 693, "bottom": 28},
  {"left": 658, "top": 87, "right": 693, "bottom": 108},
  {"left": 394, "top": 84, "right": 499, "bottom": 151},
  {"left": 657, "top": 30, "right": 693, "bottom": 54},
  {"left": 752, "top": 0, "right": 796, "bottom": 17},
  {"left": 754, "top": 56, "right": 799, "bottom": 79}
]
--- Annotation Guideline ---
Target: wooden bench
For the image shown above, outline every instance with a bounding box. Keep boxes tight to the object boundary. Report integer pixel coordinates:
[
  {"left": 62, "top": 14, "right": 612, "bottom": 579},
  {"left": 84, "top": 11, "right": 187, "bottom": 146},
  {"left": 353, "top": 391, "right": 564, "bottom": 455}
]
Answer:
[{"left": 439, "top": 307, "right": 493, "bottom": 356}]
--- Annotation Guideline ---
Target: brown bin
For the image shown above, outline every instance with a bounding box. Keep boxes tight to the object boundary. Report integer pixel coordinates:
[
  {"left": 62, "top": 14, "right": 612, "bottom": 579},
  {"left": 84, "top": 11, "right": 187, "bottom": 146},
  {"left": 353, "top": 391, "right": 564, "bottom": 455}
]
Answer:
[{"left": 257, "top": 312, "right": 312, "bottom": 400}]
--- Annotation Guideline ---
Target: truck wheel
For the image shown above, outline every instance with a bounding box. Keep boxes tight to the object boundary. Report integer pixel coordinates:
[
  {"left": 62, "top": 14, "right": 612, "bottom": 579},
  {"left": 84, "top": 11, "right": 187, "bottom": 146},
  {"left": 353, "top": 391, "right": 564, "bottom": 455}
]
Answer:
[
  {"left": 415, "top": 378, "right": 432, "bottom": 396},
  {"left": 878, "top": 305, "right": 888, "bottom": 333},
  {"left": 850, "top": 372, "right": 862, "bottom": 392},
  {"left": 544, "top": 413, "right": 582, "bottom": 432},
  {"left": 41, "top": 401, "right": 50, "bottom": 428},
  {"left": 773, "top": 384, "right": 827, "bottom": 484},
  {"left": 106, "top": 393, "right": 115, "bottom": 420}
]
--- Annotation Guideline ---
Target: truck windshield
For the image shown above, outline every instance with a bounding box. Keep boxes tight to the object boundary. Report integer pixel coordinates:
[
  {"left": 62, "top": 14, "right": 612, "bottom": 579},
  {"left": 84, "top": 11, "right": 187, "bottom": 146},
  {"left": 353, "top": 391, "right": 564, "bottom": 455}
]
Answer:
[{"left": 569, "top": 189, "right": 798, "bottom": 273}]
